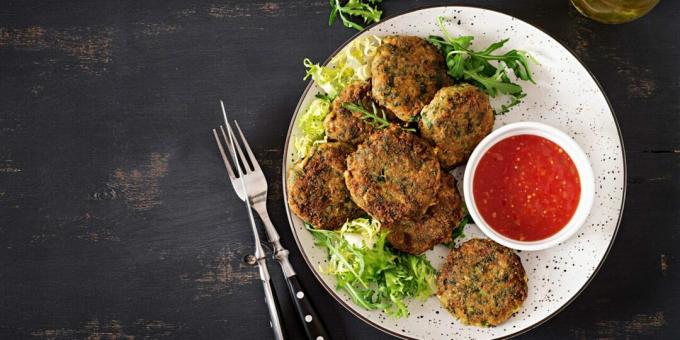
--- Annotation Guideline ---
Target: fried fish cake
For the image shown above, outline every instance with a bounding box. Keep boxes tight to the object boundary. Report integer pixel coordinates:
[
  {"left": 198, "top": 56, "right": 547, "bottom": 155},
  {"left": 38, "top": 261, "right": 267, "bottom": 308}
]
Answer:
[
  {"left": 287, "top": 142, "right": 364, "bottom": 230},
  {"left": 344, "top": 126, "right": 441, "bottom": 223},
  {"left": 419, "top": 84, "right": 495, "bottom": 169},
  {"left": 371, "top": 36, "right": 450, "bottom": 122},
  {"left": 383, "top": 173, "right": 465, "bottom": 254},
  {"left": 324, "top": 80, "right": 376, "bottom": 145},
  {"left": 437, "top": 239, "right": 528, "bottom": 327}
]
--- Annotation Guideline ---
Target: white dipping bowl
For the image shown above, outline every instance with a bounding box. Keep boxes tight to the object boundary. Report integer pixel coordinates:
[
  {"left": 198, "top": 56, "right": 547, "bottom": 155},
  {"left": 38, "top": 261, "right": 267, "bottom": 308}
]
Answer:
[{"left": 463, "top": 122, "right": 595, "bottom": 251}]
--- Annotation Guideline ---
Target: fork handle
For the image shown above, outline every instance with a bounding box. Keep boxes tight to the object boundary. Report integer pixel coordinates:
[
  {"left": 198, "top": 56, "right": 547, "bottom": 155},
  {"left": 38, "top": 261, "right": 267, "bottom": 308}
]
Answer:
[
  {"left": 262, "top": 276, "right": 287, "bottom": 340},
  {"left": 285, "top": 275, "right": 331, "bottom": 340}
]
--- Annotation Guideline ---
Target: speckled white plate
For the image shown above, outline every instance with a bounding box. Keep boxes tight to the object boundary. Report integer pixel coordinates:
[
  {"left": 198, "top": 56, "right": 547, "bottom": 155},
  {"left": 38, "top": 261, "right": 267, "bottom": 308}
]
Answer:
[{"left": 282, "top": 6, "right": 625, "bottom": 339}]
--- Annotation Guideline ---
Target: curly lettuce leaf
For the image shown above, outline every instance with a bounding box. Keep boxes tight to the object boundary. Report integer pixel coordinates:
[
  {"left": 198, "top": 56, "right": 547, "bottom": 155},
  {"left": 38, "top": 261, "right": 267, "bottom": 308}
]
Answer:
[
  {"left": 303, "top": 35, "right": 381, "bottom": 98},
  {"left": 295, "top": 35, "right": 382, "bottom": 160},
  {"left": 307, "top": 218, "right": 436, "bottom": 318},
  {"left": 293, "top": 98, "right": 330, "bottom": 161}
]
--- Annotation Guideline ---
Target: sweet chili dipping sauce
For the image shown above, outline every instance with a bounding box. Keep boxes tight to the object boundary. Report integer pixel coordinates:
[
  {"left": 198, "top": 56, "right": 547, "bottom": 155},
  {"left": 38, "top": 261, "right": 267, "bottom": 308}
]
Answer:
[{"left": 473, "top": 134, "right": 581, "bottom": 241}]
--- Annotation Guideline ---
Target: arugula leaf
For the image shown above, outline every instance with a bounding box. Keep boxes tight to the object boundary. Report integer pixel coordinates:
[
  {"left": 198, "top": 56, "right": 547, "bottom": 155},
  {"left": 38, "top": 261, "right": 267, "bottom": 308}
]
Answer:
[
  {"left": 427, "top": 16, "right": 537, "bottom": 114},
  {"left": 343, "top": 102, "right": 417, "bottom": 133},
  {"left": 496, "top": 92, "right": 526, "bottom": 115},
  {"left": 463, "top": 66, "right": 523, "bottom": 97},
  {"left": 342, "top": 101, "right": 390, "bottom": 129},
  {"left": 328, "top": 0, "right": 383, "bottom": 31},
  {"left": 307, "top": 218, "right": 436, "bottom": 318}
]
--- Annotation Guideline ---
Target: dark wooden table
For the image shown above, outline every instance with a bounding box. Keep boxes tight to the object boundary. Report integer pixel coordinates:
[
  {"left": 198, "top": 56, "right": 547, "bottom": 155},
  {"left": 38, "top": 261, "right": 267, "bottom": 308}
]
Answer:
[{"left": 1, "top": 1, "right": 678, "bottom": 339}]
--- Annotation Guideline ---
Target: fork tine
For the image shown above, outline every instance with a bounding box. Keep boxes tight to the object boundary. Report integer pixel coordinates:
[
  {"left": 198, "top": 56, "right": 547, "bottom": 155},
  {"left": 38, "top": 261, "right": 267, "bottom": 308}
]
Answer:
[
  {"left": 234, "top": 121, "right": 262, "bottom": 172},
  {"left": 219, "top": 101, "right": 253, "bottom": 173},
  {"left": 219, "top": 125, "right": 246, "bottom": 175},
  {"left": 213, "top": 128, "right": 237, "bottom": 180},
  {"left": 226, "top": 123, "right": 253, "bottom": 173}
]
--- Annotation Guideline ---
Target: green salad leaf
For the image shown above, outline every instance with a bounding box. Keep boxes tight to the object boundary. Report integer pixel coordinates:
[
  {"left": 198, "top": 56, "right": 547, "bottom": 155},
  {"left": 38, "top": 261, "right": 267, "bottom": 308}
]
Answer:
[
  {"left": 293, "top": 98, "right": 330, "bottom": 161},
  {"left": 342, "top": 102, "right": 390, "bottom": 129},
  {"left": 308, "top": 218, "right": 436, "bottom": 317},
  {"left": 303, "top": 35, "right": 381, "bottom": 98},
  {"left": 328, "top": 0, "right": 383, "bottom": 31},
  {"left": 304, "top": 58, "right": 355, "bottom": 99},
  {"left": 427, "top": 16, "right": 537, "bottom": 114},
  {"left": 296, "top": 36, "right": 382, "bottom": 159},
  {"left": 342, "top": 101, "right": 417, "bottom": 133}
]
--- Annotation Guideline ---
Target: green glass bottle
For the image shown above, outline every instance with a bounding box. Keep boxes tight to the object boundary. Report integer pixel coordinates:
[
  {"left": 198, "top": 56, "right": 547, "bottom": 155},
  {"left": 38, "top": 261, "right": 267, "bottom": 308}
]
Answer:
[{"left": 571, "top": 0, "right": 659, "bottom": 24}]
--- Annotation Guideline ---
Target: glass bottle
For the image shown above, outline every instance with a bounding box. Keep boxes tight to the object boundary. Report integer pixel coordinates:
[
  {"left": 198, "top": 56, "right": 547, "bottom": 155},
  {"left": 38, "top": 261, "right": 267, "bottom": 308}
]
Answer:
[{"left": 571, "top": 0, "right": 659, "bottom": 24}]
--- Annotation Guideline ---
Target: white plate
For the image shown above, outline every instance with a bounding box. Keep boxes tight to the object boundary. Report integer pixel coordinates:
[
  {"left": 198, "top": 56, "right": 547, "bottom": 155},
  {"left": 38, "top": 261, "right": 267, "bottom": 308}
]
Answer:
[{"left": 282, "top": 6, "right": 625, "bottom": 339}]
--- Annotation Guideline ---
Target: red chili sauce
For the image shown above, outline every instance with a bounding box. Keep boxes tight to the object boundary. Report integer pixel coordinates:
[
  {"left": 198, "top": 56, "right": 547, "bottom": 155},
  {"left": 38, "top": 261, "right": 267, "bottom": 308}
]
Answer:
[{"left": 473, "top": 134, "right": 581, "bottom": 241}]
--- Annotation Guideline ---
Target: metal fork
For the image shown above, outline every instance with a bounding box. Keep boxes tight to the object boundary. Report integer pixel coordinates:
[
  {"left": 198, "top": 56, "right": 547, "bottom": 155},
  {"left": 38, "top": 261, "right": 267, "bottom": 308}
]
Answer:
[
  {"left": 213, "top": 121, "right": 285, "bottom": 340},
  {"left": 213, "top": 101, "right": 330, "bottom": 340}
]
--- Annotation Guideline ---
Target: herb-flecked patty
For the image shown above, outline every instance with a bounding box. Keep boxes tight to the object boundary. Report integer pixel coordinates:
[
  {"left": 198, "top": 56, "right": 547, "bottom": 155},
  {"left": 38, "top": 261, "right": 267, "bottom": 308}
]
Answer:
[
  {"left": 371, "top": 36, "right": 449, "bottom": 122},
  {"left": 287, "top": 142, "right": 364, "bottom": 230},
  {"left": 324, "top": 80, "right": 376, "bottom": 145},
  {"left": 383, "top": 173, "right": 465, "bottom": 255},
  {"left": 419, "top": 84, "right": 495, "bottom": 169},
  {"left": 437, "top": 239, "right": 528, "bottom": 327},
  {"left": 344, "top": 126, "right": 441, "bottom": 223}
]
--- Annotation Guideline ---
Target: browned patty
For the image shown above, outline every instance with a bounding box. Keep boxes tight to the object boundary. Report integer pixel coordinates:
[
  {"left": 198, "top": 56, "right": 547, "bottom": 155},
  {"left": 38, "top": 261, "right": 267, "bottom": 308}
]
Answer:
[
  {"left": 383, "top": 173, "right": 465, "bottom": 254},
  {"left": 287, "top": 142, "right": 364, "bottom": 230},
  {"left": 344, "top": 126, "right": 441, "bottom": 223},
  {"left": 419, "top": 84, "right": 495, "bottom": 169},
  {"left": 324, "top": 80, "right": 376, "bottom": 145},
  {"left": 371, "top": 36, "right": 450, "bottom": 122},
  {"left": 437, "top": 239, "right": 528, "bottom": 327}
]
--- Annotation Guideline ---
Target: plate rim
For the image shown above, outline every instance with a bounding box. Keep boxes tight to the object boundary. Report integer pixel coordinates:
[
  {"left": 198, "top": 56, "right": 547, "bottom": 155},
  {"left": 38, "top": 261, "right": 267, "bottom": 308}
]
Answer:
[{"left": 280, "top": 5, "right": 627, "bottom": 339}]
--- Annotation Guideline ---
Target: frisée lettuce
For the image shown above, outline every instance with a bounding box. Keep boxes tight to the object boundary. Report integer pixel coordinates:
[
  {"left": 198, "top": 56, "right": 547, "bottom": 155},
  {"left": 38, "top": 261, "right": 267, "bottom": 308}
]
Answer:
[
  {"left": 307, "top": 218, "right": 436, "bottom": 318},
  {"left": 303, "top": 35, "right": 381, "bottom": 98},
  {"left": 294, "top": 36, "right": 382, "bottom": 160},
  {"left": 293, "top": 97, "right": 330, "bottom": 161}
]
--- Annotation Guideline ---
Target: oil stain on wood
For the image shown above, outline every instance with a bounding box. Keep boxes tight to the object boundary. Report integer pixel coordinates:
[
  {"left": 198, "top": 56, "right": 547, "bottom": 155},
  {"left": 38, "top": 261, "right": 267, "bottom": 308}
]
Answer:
[{"left": 107, "top": 153, "right": 170, "bottom": 212}]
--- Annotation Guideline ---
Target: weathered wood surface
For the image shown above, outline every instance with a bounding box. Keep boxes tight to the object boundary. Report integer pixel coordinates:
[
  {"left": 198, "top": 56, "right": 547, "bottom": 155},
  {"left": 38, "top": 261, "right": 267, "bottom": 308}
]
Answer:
[{"left": 0, "top": 1, "right": 678, "bottom": 339}]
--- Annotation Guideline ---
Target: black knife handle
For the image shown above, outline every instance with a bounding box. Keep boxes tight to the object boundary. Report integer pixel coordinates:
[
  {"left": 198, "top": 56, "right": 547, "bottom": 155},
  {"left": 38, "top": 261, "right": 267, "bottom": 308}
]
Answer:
[{"left": 285, "top": 274, "right": 331, "bottom": 340}]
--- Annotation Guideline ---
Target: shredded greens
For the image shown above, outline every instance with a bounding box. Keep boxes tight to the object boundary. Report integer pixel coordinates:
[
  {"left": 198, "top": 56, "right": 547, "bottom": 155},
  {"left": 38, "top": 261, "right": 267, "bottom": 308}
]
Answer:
[
  {"left": 303, "top": 35, "right": 381, "bottom": 98},
  {"left": 304, "top": 58, "right": 354, "bottom": 99},
  {"left": 293, "top": 98, "right": 330, "bottom": 161},
  {"left": 427, "top": 17, "right": 537, "bottom": 114},
  {"left": 308, "top": 218, "right": 436, "bottom": 317},
  {"left": 295, "top": 36, "right": 382, "bottom": 159},
  {"left": 328, "top": 0, "right": 384, "bottom": 31}
]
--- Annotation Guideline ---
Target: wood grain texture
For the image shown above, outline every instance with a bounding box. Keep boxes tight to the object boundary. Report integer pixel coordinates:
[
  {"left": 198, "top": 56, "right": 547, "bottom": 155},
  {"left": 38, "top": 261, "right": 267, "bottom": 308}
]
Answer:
[{"left": 0, "top": 0, "right": 678, "bottom": 339}]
